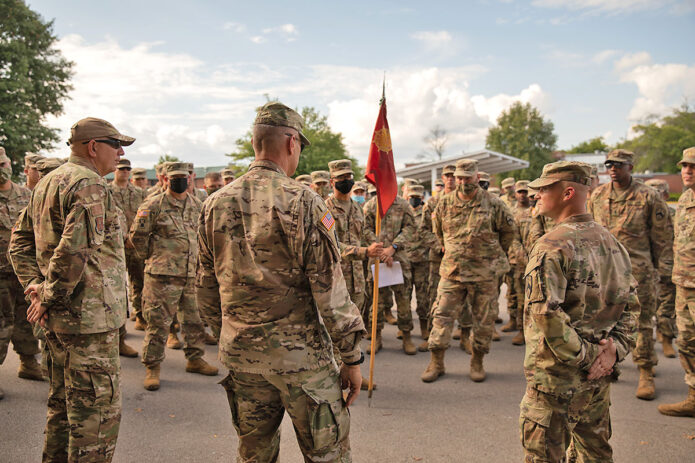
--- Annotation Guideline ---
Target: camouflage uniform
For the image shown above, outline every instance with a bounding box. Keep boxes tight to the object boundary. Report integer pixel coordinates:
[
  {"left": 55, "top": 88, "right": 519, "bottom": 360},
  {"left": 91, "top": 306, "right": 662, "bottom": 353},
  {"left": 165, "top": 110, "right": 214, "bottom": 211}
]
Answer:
[
  {"left": 528, "top": 209, "right": 555, "bottom": 249},
  {"left": 589, "top": 169, "right": 670, "bottom": 371},
  {"left": 311, "top": 170, "right": 332, "bottom": 200},
  {"left": 408, "top": 187, "right": 432, "bottom": 324},
  {"left": 500, "top": 177, "right": 516, "bottom": 209},
  {"left": 655, "top": 205, "right": 678, "bottom": 340},
  {"left": 197, "top": 140, "right": 365, "bottom": 462},
  {"left": 0, "top": 180, "right": 40, "bottom": 366},
  {"left": 10, "top": 140, "right": 130, "bottom": 461},
  {"left": 129, "top": 172, "right": 206, "bottom": 367},
  {"left": 508, "top": 198, "right": 533, "bottom": 329},
  {"left": 421, "top": 193, "right": 443, "bottom": 315},
  {"left": 363, "top": 195, "right": 416, "bottom": 333}
]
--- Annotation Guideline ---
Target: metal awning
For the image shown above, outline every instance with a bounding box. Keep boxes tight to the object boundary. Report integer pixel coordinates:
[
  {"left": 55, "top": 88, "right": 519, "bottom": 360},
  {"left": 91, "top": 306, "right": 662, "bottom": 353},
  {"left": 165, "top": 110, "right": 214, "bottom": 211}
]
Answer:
[{"left": 396, "top": 149, "right": 529, "bottom": 185}]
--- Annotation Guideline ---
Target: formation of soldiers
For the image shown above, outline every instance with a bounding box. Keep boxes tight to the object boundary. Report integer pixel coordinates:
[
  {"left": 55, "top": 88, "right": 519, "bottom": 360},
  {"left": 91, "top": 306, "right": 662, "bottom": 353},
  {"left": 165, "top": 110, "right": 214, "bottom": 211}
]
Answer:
[{"left": 0, "top": 103, "right": 693, "bottom": 462}]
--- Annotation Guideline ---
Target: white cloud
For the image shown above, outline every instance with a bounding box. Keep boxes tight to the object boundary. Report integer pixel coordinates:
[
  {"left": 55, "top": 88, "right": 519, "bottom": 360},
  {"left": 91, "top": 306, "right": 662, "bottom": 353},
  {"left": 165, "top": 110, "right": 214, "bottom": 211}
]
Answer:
[
  {"left": 256, "top": 23, "right": 299, "bottom": 43},
  {"left": 411, "top": 30, "right": 453, "bottom": 49},
  {"left": 222, "top": 22, "right": 246, "bottom": 33},
  {"left": 532, "top": 0, "right": 694, "bottom": 14},
  {"left": 250, "top": 36, "right": 266, "bottom": 44},
  {"left": 592, "top": 49, "right": 619, "bottom": 63},
  {"left": 614, "top": 51, "right": 651, "bottom": 71}
]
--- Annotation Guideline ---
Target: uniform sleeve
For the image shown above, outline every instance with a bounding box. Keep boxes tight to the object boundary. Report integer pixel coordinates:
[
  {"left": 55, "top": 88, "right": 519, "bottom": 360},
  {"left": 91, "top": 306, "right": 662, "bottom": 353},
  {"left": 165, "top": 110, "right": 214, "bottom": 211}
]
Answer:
[
  {"left": 648, "top": 194, "right": 671, "bottom": 270},
  {"left": 299, "top": 195, "right": 366, "bottom": 364},
  {"left": 392, "top": 202, "right": 415, "bottom": 250},
  {"left": 609, "top": 275, "right": 640, "bottom": 362},
  {"left": 195, "top": 202, "right": 221, "bottom": 338},
  {"left": 128, "top": 198, "right": 156, "bottom": 259},
  {"left": 420, "top": 201, "right": 440, "bottom": 251},
  {"left": 338, "top": 241, "right": 367, "bottom": 261},
  {"left": 433, "top": 201, "right": 444, "bottom": 250},
  {"left": 526, "top": 251, "right": 600, "bottom": 371},
  {"left": 8, "top": 200, "right": 43, "bottom": 289},
  {"left": 495, "top": 201, "right": 517, "bottom": 255}
]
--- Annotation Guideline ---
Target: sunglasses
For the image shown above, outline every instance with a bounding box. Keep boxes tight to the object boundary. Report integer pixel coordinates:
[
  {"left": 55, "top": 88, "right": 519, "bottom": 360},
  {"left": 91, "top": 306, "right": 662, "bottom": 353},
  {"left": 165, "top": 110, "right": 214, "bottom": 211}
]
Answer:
[
  {"left": 285, "top": 133, "right": 306, "bottom": 153},
  {"left": 604, "top": 161, "right": 625, "bottom": 169},
  {"left": 83, "top": 138, "right": 122, "bottom": 149},
  {"left": 117, "top": 167, "right": 132, "bottom": 171}
]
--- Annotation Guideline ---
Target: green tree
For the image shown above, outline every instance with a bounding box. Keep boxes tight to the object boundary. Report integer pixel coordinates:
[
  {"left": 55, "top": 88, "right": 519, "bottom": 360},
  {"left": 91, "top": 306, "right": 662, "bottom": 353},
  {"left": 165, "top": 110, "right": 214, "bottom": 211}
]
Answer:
[
  {"left": 227, "top": 106, "right": 362, "bottom": 178},
  {"left": 0, "top": 0, "right": 73, "bottom": 175},
  {"left": 566, "top": 136, "right": 609, "bottom": 154},
  {"left": 485, "top": 102, "right": 557, "bottom": 180},
  {"left": 618, "top": 104, "right": 695, "bottom": 173},
  {"left": 158, "top": 154, "right": 181, "bottom": 163}
]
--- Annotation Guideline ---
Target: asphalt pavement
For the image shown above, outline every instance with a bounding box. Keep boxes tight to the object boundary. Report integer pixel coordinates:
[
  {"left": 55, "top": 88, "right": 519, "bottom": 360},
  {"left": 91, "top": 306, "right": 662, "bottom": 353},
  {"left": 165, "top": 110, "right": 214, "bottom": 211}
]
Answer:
[{"left": 1, "top": 288, "right": 694, "bottom": 462}]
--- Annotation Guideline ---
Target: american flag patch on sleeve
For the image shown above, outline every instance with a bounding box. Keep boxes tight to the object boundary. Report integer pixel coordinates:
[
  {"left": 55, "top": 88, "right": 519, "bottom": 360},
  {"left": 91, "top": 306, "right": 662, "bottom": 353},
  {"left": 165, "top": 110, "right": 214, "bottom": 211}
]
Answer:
[
  {"left": 137, "top": 210, "right": 150, "bottom": 217},
  {"left": 321, "top": 210, "right": 335, "bottom": 231}
]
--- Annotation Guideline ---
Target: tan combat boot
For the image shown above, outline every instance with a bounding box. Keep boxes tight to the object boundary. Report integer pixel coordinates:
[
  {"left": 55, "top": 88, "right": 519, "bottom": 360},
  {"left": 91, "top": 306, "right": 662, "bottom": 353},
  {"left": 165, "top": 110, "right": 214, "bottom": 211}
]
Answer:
[
  {"left": 657, "top": 387, "right": 695, "bottom": 417},
  {"left": 452, "top": 327, "right": 462, "bottom": 340},
  {"left": 421, "top": 349, "right": 446, "bottom": 383},
  {"left": 186, "top": 358, "right": 219, "bottom": 376},
  {"left": 144, "top": 365, "right": 160, "bottom": 391},
  {"left": 18, "top": 355, "right": 45, "bottom": 381},
  {"left": 371, "top": 331, "right": 382, "bottom": 354},
  {"left": 500, "top": 319, "right": 516, "bottom": 333},
  {"left": 419, "top": 319, "right": 430, "bottom": 340},
  {"left": 459, "top": 327, "right": 472, "bottom": 354},
  {"left": 360, "top": 376, "right": 377, "bottom": 391},
  {"left": 492, "top": 326, "right": 501, "bottom": 341},
  {"left": 119, "top": 338, "right": 139, "bottom": 358},
  {"left": 511, "top": 330, "right": 525, "bottom": 346},
  {"left": 134, "top": 317, "right": 147, "bottom": 331},
  {"left": 166, "top": 332, "right": 183, "bottom": 350},
  {"left": 384, "top": 309, "right": 397, "bottom": 326},
  {"left": 417, "top": 339, "right": 429, "bottom": 352},
  {"left": 662, "top": 337, "right": 677, "bottom": 358},
  {"left": 470, "top": 351, "right": 486, "bottom": 382},
  {"left": 636, "top": 367, "right": 656, "bottom": 400},
  {"left": 203, "top": 331, "right": 218, "bottom": 346},
  {"left": 396, "top": 330, "right": 403, "bottom": 340},
  {"left": 402, "top": 331, "right": 417, "bottom": 355}
]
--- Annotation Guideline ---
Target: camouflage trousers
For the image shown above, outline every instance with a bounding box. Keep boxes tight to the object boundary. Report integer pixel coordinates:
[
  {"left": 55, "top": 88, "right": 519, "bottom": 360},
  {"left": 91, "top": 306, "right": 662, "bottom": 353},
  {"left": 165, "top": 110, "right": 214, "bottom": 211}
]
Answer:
[
  {"left": 455, "top": 274, "right": 504, "bottom": 331},
  {"left": 411, "top": 261, "right": 430, "bottom": 321},
  {"left": 220, "top": 363, "right": 351, "bottom": 463},
  {"left": 675, "top": 286, "right": 695, "bottom": 388},
  {"left": 142, "top": 274, "right": 205, "bottom": 366},
  {"left": 0, "top": 273, "right": 40, "bottom": 365},
  {"left": 520, "top": 383, "right": 612, "bottom": 463},
  {"left": 656, "top": 275, "right": 677, "bottom": 339},
  {"left": 505, "top": 267, "right": 525, "bottom": 329},
  {"left": 43, "top": 329, "right": 121, "bottom": 463},
  {"left": 632, "top": 269, "right": 658, "bottom": 369},
  {"left": 428, "top": 278, "right": 497, "bottom": 354},
  {"left": 125, "top": 249, "right": 145, "bottom": 321},
  {"left": 427, "top": 257, "right": 442, "bottom": 311},
  {"left": 195, "top": 274, "right": 222, "bottom": 341},
  {"left": 370, "top": 262, "right": 413, "bottom": 332}
]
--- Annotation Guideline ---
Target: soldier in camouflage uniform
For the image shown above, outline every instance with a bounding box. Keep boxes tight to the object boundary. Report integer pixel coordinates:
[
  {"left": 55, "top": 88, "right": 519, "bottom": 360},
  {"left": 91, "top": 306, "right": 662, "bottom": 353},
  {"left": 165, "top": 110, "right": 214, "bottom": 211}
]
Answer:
[
  {"left": 131, "top": 167, "right": 149, "bottom": 190},
  {"left": 203, "top": 171, "right": 224, "bottom": 196},
  {"left": 108, "top": 158, "right": 145, "bottom": 355},
  {"left": 589, "top": 149, "right": 671, "bottom": 400},
  {"left": 520, "top": 161, "right": 639, "bottom": 462},
  {"left": 146, "top": 162, "right": 167, "bottom": 197},
  {"left": 9, "top": 118, "right": 133, "bottom": 461},
  {"left": 221, "top": 168, "right": 236, "bottom": 185},
  {"left": 130, "top": 162, "right": 217, "bottom": 391},
  {"left": 36, "top": 157, "right": 67, "bottom": 177},
  {"left": 197, "top": 102, "right": 365, "bottom": 462},
  {"left": 23, "top": 153, "right": 46, "bottom": 190},
  {"left": 658, "top": 147, "right": 695, "bottom": 417},
  {"left": 407, "top": 184, "right": 434, "bottom": 347},
  {"left": 488, "top": 186, "right": 501, "bottom": 196},
  {"left": 186, "top": 162, "right": 209, "bottom": 202},
  {"left": 364, "top": 182, "right": 418, "bottom": 355},
  {"left": 500, "top": 176, "right": 516, "bottom": 209},
  {"left": 311, "top": 170, "right": 331, "bottom": 200},
  {"left": 645, "top": 178, "right": 678, "bottom": 358},
  {"left": 296, "top": 173, "right": 312, "bottom": 186},
  {"left": 422, "top": 159, "right": 516, "bottom": 383},
  {"left": 0, "top": 148, "right": 44, "bottom": 400}
]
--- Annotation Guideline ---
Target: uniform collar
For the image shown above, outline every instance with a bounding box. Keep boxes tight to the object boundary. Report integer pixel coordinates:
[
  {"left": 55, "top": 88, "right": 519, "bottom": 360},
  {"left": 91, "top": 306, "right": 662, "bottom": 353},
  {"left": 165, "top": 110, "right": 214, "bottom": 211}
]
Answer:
[
  {"left": 68, "top": 155, "right": 101, "bottom": 175},
  {"left": 249, "top": 159, "right": 286, "bottom": 176},
  {"left": 558, "top": 213, "right": 593, "bottom": 224}
]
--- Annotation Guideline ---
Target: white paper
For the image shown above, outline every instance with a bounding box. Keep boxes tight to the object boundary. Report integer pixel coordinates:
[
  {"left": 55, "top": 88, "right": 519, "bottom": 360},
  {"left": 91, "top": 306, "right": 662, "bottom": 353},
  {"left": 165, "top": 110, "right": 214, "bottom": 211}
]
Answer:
[{"left": 371, "top": 261, "right": 405, "bottom": 288}]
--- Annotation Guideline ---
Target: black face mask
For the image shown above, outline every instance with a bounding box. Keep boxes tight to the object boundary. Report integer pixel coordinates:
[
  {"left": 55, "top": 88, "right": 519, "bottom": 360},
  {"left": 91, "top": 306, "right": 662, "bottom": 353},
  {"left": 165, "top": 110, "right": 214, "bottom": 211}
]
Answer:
[
  {"left": 409, "top": 197, "right": 422, "bottom": 208},
  {"left": 169, "top": 177, "right": 188, "bottom": 194},
  {"left": 479, "top": 181, "right": 490, "bottom": 190},
  {"left": 335, "top": 179, "right": 355, "bottom": 195}
]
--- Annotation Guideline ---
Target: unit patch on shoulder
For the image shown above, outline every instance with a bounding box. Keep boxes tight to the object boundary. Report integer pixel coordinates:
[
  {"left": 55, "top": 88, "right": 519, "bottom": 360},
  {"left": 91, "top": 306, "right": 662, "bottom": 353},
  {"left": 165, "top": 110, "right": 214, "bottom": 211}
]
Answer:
[
  {"left": 321, "top": 210, "right": 335, "bottom": 231},
  {"left": 137, "top": 210, "right": 150, "bottom": 217}
]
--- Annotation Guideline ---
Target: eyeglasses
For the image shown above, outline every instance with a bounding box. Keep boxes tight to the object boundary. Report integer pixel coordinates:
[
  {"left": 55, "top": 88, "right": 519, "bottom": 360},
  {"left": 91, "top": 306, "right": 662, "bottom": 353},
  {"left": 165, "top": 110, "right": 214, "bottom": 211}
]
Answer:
[
  {"left": 83, "top": 138, "right": 122, "bottom": 149},
  {"left": 117, "top": 167, "right": 131, "bottom": 171},
  {"left": 604, "top": 161, "right": 625, "bottom": 169},
  {"left": 285, "top": 133, "right": 306, "bottom": 153}
]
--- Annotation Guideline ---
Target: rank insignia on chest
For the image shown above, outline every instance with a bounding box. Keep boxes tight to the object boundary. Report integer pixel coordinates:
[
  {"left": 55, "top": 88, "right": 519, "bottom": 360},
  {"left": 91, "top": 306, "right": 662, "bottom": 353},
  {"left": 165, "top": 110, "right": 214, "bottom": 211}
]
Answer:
[
  {"left": 321, "top": 210, "right": 335, "bottom": 231},
  {"left": 137, "top": 210, "right": 150, "bottom": 217}
]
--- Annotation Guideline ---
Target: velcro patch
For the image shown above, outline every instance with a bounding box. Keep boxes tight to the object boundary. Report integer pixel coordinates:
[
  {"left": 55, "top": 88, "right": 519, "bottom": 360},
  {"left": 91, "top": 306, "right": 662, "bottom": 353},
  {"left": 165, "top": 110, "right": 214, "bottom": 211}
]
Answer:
[
  {"left": 95, "top": 216, "right": 104, "bottom": 233},
  {"left": 321, "top": 210, "right": 335, "bottom": 231},
  {"left": 137, "top": 210, "right": 150, "bottom": 217}
]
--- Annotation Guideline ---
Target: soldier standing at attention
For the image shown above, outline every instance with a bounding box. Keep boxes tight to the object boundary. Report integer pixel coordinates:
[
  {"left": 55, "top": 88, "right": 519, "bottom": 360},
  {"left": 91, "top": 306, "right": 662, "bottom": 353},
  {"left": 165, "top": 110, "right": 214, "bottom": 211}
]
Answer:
[
  {"left": 0, "top": 148, "right": 44, "bottom": 400},
  {"left": 519, "top": 161, "right": 639, "bottom": 462},
  {"left": 9, "top": 118, "right": 133, "bottom": 461},
  {"left": 589, "top": 149, "right": 671, "bottom": 400},
  {"left": 146, "top": 162, "right": 167, "bottom": 197},
  {"left": 23, "top": 153, "right": 45, "bottom": 190},
  {"left": 500, "top": 177, "right": 516, "bottom": 209},
  {"left": 658, "top": 147, "right": 695, "bottom": 417},
  {"left": 422, "top": 159, "right": 516, "bottom": 383},
  {"left": 131, "top": 167, "right": 149, "bottom": 190},
  {"left": 310, "top": 170, "right": 331, "bottom": 200},
  {"left": 187, "top": 163, "right": 209, "bottom": 202},
  {"left": 221, "top": 168, "right": 236, "bottom": 185},
  {"left": 407, "top": 184, "right": 433, "bottom": 347},
  {"left": 197, "top": 102, "right": 365, "bottom": 462},
  {"left": 130, "top": 162, "right": 218, "bottom": 391},
  {"left": 108, "top": 158, "right": 144, "bottom": 356},
  {"left": 203, "top": 171, "right": 224, "bottom": 196}
]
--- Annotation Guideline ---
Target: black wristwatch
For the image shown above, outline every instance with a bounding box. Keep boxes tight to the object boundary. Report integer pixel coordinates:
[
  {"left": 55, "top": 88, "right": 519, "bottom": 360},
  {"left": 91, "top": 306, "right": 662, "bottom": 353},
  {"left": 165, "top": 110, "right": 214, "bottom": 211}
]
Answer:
[{"left": 344, "top": 351, "right": 365, "bottom": 366}]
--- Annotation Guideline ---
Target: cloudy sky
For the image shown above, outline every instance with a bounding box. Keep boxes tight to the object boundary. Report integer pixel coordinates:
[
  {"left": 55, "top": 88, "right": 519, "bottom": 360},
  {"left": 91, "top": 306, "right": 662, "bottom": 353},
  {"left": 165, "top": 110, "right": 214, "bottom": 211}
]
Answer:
[{"left": 28, "top": 0, "right": 695, "bottom": 169}]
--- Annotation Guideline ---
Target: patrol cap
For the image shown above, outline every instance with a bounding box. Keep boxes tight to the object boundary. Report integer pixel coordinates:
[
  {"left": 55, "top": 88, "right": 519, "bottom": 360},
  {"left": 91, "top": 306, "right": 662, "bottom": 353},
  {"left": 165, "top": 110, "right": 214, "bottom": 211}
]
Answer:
[
  {"left": 254, "top": 102, "right": 311, "bottom": 148},
  {"left": 295, "top": 174, "right": 311, "bottom": 185},
  {"left": 442, "top": 164, "right": 456, "bottom": 175},
  {"left": 68, "top": 117, "right": 135, "bottom": 146},
  {"left": 368, "top": 184, "right": 376, "bottom": 193},
  {"left": 187, "top": 163, "right": 195, "bottom": 174},
  {"left": 36, "top": 157, "right": 66, "bottom": 176},
  {"left": 454, "top": 159, "right": 478, "bottom": 177},
  {"left": 515, "top": 180, "right": 529, "bottom": 192},
  {"left": 328, "top": 159, "right": 353, "bottom": 177},
  {"left": 478, "top": 171, "right": 491, "bottom": 182},
  {"left": 352, "top": 181, "right": 367, "bottom": 193},
  {"left": 605, "top": 149, "right": 634, "bottom": 165},
  {"left": 434, "top": 179, "right": 444, "bottom": 187},
  {"left": 645, "top": 178, "right": 669, "bottom": 195},
  {"left": 166, "top": 162, "right": 190, "bottom": 176},
  {"left": 528, "top": 161, "right": 593, "bottom": 189},
  {"left": 488, "top": 187, "right": 501, "bottom": 196},
  {"left": 221, "top": 168, "right": 235, "bottom": 180},
  {"left": 116, "top": 158, "right": 131, "bottom": 168},
  {"left": 311, "top": 170, "right": 330, "bottom": 184},
  {"left": 131, "top": 167, "right": 147, "bottom": 179},
  {"left": 678, "top": 147, "right": 695, "bottom": 167},
  {"left": 403, "top": 178, "right": 420, "bottom": 187},
  {"left": 25, "top": 153, "right": 45, "bottom": 168},
  {"left": 408, "top": 184, "right": 424, "bottom": 197},
  {"left": 501, "top": 177, "right": 515, "bottom": 189}
]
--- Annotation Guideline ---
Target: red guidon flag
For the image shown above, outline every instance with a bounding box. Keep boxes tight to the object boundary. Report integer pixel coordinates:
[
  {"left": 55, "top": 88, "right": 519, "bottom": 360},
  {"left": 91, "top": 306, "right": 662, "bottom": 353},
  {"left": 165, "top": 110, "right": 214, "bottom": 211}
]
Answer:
[{"left": 365, "top": 97, "right": 397, "bottom": 218}]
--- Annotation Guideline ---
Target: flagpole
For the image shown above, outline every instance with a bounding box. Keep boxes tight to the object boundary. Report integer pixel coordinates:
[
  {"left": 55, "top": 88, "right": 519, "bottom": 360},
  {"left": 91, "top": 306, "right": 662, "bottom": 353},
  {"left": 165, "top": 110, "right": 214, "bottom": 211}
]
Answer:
[{"left": 368, "top": 200, "right": 380, "bottom": 404}]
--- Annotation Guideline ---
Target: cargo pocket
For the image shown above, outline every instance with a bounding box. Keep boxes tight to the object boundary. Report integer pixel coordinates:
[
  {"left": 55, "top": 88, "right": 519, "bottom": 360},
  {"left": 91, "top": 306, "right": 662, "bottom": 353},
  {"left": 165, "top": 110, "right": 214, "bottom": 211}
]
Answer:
[
  {"left": 301, "top": 383, "right": 350, "bottom": 451},
  {"left": 519, "top": 394, "right": 553, "bottom": 457},
  {"left": 67, "top": 350, "right": 118, "bottom": 408},
  {"left": 219, "top": 373, "right": 240, "bottom": 433}
]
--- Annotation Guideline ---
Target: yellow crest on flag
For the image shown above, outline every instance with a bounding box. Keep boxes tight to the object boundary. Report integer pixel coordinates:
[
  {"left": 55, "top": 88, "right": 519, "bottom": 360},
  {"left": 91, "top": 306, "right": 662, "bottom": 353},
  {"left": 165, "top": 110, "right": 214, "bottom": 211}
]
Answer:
[{"left": 373, "top": 128, "right": 392, "bottom": 152}]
